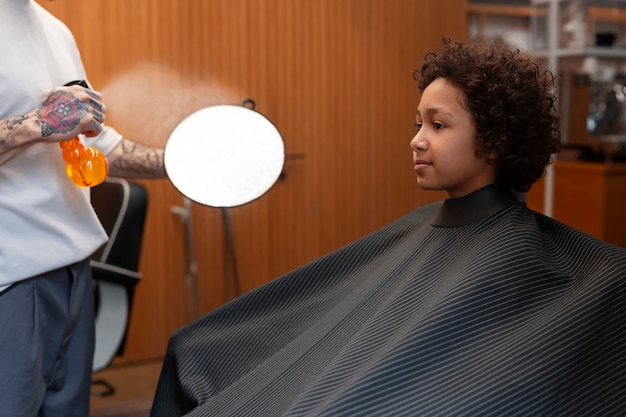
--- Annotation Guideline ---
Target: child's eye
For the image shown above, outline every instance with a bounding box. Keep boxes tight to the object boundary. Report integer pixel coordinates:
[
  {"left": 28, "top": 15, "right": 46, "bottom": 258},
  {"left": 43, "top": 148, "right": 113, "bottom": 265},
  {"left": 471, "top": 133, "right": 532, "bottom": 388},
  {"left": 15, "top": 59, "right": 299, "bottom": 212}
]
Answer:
[
  {"left": 414, "top": 122, "right": 422, "bottom": 131},
  {"left": 433, "top": 122, "right": 445, "bottom": 130}
]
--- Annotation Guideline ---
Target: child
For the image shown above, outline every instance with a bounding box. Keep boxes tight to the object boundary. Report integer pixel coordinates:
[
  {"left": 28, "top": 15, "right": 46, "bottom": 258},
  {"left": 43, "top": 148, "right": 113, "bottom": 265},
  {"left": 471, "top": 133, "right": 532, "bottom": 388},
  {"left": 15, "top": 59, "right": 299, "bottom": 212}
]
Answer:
[
  {"left": 151, "top": 39, "right": 626, "bottom": 417},
  {"left": 412, "top": 38, "right": 560, "bottom": 199}
]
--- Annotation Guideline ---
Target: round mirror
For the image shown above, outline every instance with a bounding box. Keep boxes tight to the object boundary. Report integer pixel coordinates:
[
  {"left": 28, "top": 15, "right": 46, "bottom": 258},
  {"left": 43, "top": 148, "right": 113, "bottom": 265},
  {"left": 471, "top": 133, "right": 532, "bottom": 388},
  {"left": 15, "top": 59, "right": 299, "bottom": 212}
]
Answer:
[{"left": 165, "top": 104, "right": 285, "bottom": 208}]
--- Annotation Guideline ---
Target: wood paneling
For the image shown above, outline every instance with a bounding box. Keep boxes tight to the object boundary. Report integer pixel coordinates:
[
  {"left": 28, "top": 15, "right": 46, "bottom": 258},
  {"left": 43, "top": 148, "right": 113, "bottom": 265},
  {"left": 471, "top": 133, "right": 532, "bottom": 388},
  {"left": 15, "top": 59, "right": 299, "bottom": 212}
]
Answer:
[
  {"left": 527, "top": 160, "right": 626, "bottom": 248},
  {"left": 38, "top": 0, "right": 466, "bottom": 363}
]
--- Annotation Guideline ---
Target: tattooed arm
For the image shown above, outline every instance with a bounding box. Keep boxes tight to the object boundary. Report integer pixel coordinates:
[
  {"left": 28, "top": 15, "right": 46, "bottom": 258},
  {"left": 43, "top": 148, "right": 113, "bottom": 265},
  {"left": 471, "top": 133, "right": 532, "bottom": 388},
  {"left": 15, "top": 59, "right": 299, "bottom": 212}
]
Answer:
[
  {"left": 0, "top": 115, "right": 35, "bottom": 164},
  {"left": 106, "top": 139, "right": 167, "bottom": 179},
  {"left": 0, "top": 85, "right": 105, "bottom": 165}
]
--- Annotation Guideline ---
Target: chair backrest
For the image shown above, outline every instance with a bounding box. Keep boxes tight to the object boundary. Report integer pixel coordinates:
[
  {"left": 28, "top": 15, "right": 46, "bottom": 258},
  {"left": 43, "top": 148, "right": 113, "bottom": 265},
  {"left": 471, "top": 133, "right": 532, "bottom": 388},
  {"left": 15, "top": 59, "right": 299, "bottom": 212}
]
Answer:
[{"left": 91, "top": 177, "right": 148, "bottom": 269}]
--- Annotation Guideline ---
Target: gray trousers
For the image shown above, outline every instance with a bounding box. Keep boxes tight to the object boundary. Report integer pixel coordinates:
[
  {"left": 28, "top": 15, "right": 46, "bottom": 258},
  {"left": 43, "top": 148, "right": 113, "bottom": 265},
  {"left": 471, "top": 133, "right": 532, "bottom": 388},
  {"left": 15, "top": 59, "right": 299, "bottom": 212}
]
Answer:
[{"left": 0, "top": 260, "right": 95, "bottom": 417}]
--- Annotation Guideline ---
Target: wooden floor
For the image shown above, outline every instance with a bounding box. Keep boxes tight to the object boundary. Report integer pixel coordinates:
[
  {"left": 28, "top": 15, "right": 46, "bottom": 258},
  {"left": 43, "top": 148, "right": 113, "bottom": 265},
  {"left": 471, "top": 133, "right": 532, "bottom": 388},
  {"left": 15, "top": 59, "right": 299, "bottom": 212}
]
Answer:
[{"left": 90, "top": 360, "right": 163, "bottom": 417}]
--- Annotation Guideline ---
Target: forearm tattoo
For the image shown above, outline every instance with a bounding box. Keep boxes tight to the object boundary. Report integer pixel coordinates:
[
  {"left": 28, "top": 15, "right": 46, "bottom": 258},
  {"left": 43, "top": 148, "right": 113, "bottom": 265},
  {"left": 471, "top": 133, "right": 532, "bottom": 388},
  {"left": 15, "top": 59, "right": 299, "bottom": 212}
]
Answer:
[
  {"left": 112, "top": 140, "right": 166, "bottom": 177},
  {"left": 0, "top": 115, "right": 28, "bottom": 150}
]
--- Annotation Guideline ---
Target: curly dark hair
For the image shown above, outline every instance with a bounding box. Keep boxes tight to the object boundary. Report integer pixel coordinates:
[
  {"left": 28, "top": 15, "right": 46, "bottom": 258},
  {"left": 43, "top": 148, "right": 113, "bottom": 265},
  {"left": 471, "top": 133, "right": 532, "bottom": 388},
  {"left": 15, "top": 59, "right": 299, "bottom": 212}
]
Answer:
[{"left": 413, "top": 38, "right": 561, "bottom": 192}]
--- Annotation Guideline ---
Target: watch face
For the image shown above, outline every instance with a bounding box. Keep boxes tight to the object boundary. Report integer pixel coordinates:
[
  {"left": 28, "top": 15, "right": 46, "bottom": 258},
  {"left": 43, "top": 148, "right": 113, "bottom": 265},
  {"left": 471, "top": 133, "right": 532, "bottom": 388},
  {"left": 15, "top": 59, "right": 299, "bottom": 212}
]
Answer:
[{"left": 165, "top": 104, "right": 285, "bottom": 208}]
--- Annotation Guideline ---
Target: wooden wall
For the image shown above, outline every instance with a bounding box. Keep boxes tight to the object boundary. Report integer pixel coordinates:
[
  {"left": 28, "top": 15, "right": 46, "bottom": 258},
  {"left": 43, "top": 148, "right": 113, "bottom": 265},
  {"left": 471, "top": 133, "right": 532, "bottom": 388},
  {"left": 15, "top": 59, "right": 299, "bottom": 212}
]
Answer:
[{"left": 38, "top": 0, "right": 466, "bottom": 363}]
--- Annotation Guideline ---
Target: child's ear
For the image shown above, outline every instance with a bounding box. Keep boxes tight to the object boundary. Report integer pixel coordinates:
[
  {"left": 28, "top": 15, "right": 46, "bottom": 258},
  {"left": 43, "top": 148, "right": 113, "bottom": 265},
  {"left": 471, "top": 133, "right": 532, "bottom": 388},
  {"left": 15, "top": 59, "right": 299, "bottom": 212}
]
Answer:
[{"left": 483, "top": 135, "right": 505, "bottom": 164}]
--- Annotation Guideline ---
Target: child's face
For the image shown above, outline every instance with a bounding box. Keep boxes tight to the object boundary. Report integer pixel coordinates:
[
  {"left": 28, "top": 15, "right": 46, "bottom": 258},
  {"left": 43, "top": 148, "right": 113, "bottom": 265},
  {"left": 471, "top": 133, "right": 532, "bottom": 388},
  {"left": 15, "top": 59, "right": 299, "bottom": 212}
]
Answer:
[{"left": 410, "top": 77, "right": 497, "bottom": 199}]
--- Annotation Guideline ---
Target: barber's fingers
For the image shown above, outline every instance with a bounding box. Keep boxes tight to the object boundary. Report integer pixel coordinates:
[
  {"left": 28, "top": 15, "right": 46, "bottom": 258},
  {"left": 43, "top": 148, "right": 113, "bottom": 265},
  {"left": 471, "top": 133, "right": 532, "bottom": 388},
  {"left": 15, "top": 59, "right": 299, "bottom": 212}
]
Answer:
[
  {"left": 90, "top": 107, "right": 105, "bottom": 124},
  {"left": 63, "top": 84, "right": 108, "bottom": 117},
  {"left": 81, "top": 119, "right": 105, "bottom": 138},
  {"left": 70, "top": 86, "right": 107, "bottom": 128},
  {"left": 83, "top": 87, "right": 107, "bottom": 114}
]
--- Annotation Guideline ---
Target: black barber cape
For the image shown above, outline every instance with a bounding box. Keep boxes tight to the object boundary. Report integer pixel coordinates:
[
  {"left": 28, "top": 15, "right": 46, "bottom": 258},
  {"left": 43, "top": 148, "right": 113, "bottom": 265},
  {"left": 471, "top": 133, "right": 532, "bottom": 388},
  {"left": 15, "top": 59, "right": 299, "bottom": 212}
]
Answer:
[{"left": 150, "top": 184, "right": 626, "bottom": 417}]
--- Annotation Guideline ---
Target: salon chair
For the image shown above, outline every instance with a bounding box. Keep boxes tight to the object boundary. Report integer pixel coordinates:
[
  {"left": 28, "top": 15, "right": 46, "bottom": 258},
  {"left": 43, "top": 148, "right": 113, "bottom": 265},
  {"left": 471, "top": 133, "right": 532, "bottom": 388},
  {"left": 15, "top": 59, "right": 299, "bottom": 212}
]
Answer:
[{"left": 90, "top": 177, "right": 148, "bottom": 396}]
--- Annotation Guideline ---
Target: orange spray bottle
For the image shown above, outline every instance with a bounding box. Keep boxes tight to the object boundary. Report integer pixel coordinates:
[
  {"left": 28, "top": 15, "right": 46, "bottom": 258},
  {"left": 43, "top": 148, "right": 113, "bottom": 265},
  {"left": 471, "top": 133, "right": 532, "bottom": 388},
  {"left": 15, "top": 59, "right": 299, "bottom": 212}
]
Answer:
[
  {"left": 59, "top": 136, "right": 108, "bottom": 187},
  {"left": 60, "top": 80, "right": 108, "bottom": 187}
]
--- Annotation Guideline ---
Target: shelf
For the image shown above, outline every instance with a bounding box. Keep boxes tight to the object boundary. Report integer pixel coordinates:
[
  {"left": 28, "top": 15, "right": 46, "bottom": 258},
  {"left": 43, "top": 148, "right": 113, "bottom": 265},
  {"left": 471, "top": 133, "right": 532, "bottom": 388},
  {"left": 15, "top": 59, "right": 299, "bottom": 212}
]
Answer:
[
  {"left": 531, "top": 1, "right": 626, "bottom": 50},
  {"left": 467, "top": 3, "right": 535, "bottom": 17},
  {"left": 467, "top": 3, "right": 538, "bottom": 48},
  {"left": 532, "top": 0, "right": 626, "bottom": 6},
  {"left": 533, "top": 46, "right": 626, "bottom": 59}
]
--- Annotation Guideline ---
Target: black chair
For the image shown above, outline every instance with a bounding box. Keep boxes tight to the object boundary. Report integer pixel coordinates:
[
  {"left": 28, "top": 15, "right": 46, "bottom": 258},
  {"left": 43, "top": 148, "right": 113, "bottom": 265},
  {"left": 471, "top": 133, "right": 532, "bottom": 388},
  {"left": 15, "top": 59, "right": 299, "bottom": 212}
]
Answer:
[{"left": 90, "top": 177, "right": 148, "bottom": 396}]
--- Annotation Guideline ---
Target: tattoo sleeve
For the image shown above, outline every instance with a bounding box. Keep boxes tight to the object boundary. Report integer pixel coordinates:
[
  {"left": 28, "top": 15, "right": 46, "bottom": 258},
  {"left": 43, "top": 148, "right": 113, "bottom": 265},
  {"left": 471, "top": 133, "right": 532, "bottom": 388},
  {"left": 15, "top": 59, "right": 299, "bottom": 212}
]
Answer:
[
  {"left": 0, "top": 114, "right": 30, "bottom": 156},
  {"left": 110, "top": 139, "right": 166, "bottom": 178}
]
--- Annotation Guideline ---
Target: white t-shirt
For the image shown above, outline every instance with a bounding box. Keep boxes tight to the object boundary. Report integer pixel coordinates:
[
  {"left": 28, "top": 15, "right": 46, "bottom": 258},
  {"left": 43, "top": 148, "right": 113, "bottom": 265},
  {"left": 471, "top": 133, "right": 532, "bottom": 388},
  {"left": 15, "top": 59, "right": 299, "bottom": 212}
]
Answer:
[{"left": 0, "top": 0, "right": 123, "bottom": 286}]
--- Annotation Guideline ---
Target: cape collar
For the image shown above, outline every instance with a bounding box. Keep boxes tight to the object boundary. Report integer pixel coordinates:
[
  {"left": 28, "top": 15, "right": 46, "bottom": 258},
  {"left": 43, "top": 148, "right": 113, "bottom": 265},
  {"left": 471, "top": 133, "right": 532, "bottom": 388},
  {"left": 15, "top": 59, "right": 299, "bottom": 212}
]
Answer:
[{"left": 431, "top": 184, "right": 521, "bottom": 228}]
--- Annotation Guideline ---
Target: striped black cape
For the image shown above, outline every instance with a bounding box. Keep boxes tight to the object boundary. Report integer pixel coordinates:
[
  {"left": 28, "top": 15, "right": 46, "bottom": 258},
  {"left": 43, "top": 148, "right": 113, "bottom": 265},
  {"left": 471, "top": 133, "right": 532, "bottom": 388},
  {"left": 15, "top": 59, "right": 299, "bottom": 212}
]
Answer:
[{"left": 150, "top": 185, "right": 626, "bottom": 416}]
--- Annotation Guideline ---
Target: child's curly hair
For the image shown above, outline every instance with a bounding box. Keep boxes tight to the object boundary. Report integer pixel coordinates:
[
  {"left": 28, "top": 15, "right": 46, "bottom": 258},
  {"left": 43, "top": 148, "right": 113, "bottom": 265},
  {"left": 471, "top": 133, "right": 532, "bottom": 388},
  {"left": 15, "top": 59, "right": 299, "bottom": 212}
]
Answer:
[{"left": 414, "top": 38, "right": 561, "bottom": 192}]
